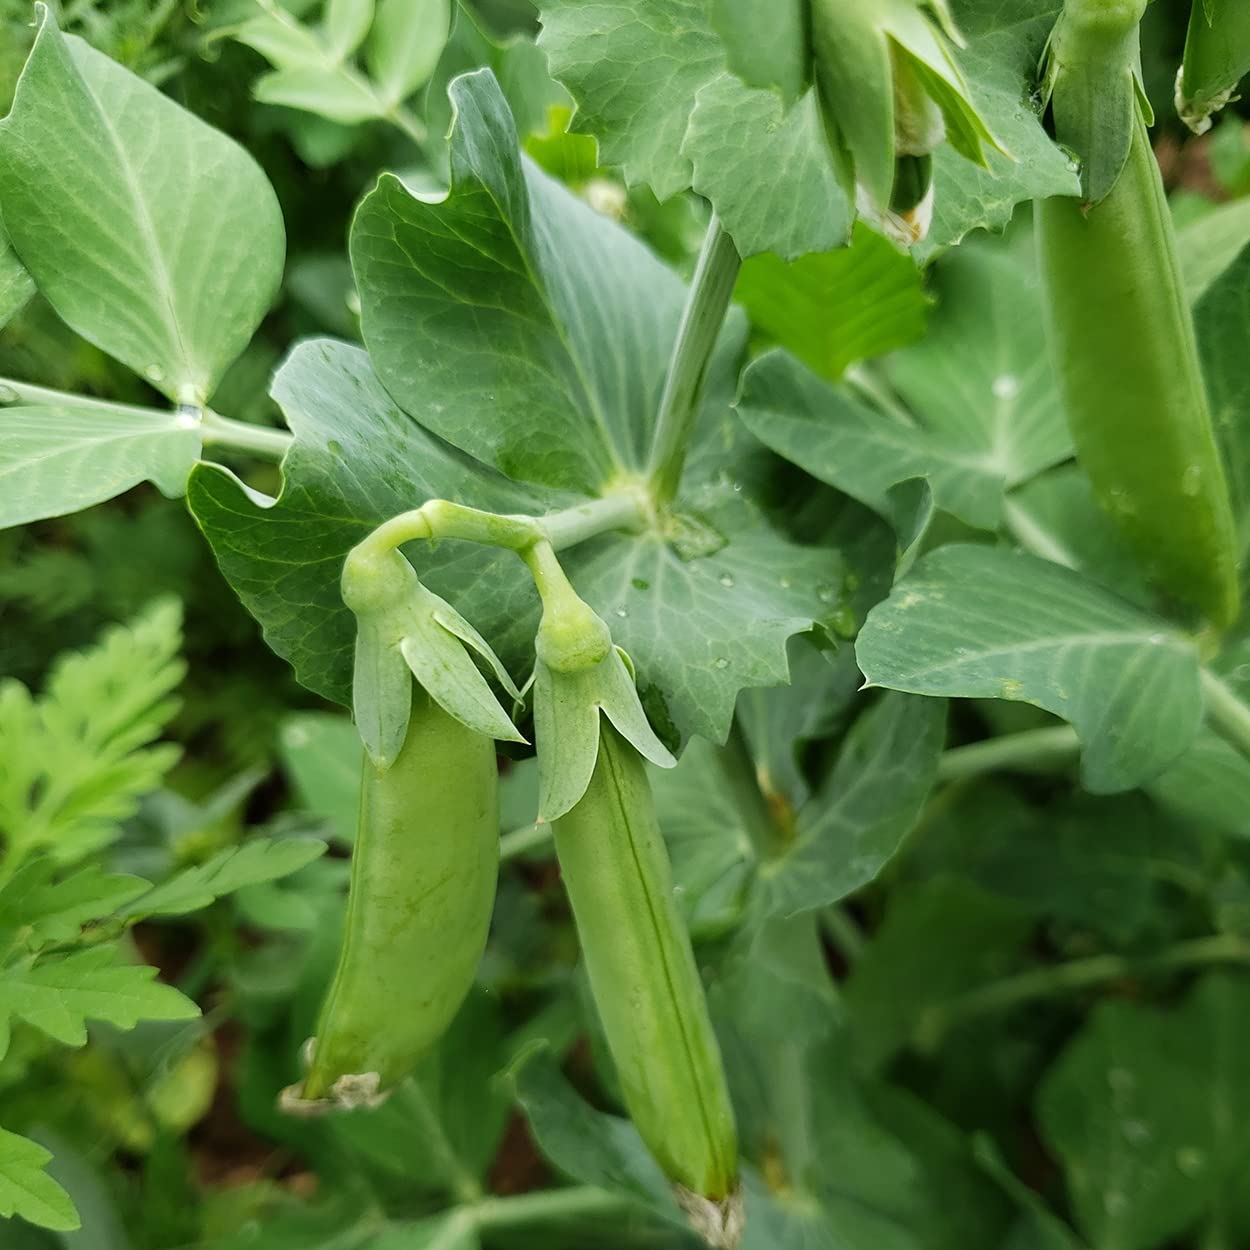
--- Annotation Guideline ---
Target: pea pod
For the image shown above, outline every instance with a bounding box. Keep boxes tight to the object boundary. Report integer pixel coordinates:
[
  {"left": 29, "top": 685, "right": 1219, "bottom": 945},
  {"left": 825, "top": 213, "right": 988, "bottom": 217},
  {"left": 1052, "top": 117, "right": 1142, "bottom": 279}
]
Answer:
[
  {"left": 288, "top": 689, "right": 499, "bottom": 1110},
  {"left": 553, "top": 724, "right": 740, "bottom": 1244},
  {"left": 1177, "top": 0, "right": 1250, "bottom": 135},
  {"left": 1037, "top": 0, "right": 1240, "bottom": 629}
]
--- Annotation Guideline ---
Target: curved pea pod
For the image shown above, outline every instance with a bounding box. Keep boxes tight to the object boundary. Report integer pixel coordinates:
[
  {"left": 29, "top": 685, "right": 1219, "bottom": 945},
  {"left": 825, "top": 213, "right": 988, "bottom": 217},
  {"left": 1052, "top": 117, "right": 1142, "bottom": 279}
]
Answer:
[
  {"left": 1038, "top": 0, "right": 1240, "bottom": 629},
  {"left": 1177, "top": 0, "right": 1250, "bottom": 135},
  {"left": 285, "top": 689, "right": 500, "bottom": 1111},
  {"left": 553, "top": 724, "right": 741, "bottom": 1245}
]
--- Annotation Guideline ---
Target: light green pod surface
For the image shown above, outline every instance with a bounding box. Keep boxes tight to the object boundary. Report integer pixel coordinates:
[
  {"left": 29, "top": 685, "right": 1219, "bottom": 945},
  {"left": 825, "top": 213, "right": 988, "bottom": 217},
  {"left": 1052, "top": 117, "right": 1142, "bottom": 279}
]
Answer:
[
  {"left": 1038, "top": 108, "right": 1240, "bottom": 629},
  {"left": 553, "top": 724, "right": 738, "bottom": 1201},
  {"left": 303, "top": 690, "right": 499, "bottom": 1101}
]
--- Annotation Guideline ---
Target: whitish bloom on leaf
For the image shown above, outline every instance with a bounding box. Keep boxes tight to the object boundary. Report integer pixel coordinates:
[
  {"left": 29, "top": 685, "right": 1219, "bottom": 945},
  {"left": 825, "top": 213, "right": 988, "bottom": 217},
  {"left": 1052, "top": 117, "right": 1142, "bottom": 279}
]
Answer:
[
  {"left": 342, "top": 547, "right": 524, "bottom": 769},
  {"left": 810, "top": 0, "right": 1002, "bottom": 243}
]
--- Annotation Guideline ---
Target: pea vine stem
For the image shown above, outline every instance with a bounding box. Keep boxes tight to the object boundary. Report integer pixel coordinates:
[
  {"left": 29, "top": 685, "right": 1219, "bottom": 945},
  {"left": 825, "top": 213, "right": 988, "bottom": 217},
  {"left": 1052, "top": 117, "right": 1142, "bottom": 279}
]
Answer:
[
  {"left": 0, "top": 374, "right": 292, "bottom": 460},
  {"left": 646, "top": 215, "right": 741, "bottom": 505},
  {"left": 1200, "top": 668, "right": 1250, "bottom": 760}
]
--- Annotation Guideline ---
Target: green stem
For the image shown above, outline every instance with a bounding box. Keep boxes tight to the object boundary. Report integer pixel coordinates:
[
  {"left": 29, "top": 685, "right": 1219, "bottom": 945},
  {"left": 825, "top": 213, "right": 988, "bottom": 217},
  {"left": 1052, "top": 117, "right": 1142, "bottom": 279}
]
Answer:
[
  {"left": 386, "top": 104, "right": 428, "bottom": 147},
  {"left": 722, "top": 721, "right": 788, "bottom": 859},
  {"left": 915, "top": 933, "right": 1250, "bottom": 1050},
  {"left": 646, "top": 216, "right": 741, "bottom": 505},
  {"left": 470, "top": 1186, "right": 633, "bottom": 1230},
  {"left": 1201, "top": 668, "right": 1250, "bottom": 761},
  {"left": 201, "top": 411, "right": 292, "bottom": 459},
  {"left": 540, "top": 489, "right": 648, "bottom": 550},
  {"left": 0, "top": 375, "right": 292, "bottom": 459},
  {"left": 937, "top": 726, "right": 1081, "bottom": 782},
  {"left": 499, "top": 821, "right": 553, "bottom": 862},
  {"left": 820, "top": 905, "right": 865, "bottom": 965}
]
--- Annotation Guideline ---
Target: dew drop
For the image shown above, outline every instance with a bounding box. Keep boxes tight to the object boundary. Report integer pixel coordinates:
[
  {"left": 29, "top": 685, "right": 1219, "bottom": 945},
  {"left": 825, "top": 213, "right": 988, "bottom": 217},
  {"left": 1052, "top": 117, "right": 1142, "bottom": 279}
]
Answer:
[
  {"left": 631, "top": 578, "right": 650, "bottom": 591},
  {"left": 327, "top": 439, "right": 344, "bottom": 457},
  {"left": 779, "top": 575, "right": 792, "bottom": 589},
  {"left": 175, "top": 410, "right": 200, "bottom": 430},
  {"left": 1148, "top": 633, "right": 1166, "bottom": 645},
  {"left": 1181, "top": 464, "right": 1203, "bottom": 497},
  {"left": 992, "top": 374, "right": 1020, "bottom": 401},
  {"left": 0, "top": 384, "right": 18, "bottom": 404},
  {"left": 615, "top": 607, "right": 628, "bottom": 618},
  {"left": 144, "top": 364, "right": 166, "bottom": 383},
  {"left": 719, "top": 573, "right": 735, "bottom": 588},
  {"left": 817, "top": 584, "right": 837, "bottom": 604},
  {"left": 714, "top": 657, "right": 730, "bottom": 669}
]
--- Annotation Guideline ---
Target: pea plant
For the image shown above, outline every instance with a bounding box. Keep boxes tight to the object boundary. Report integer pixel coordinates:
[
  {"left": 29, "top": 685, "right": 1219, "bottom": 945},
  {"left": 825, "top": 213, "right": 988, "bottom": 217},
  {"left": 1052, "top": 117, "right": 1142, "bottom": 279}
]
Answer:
[{"left": 3, "top": 0, "right": 1250, "bottom": 1247}]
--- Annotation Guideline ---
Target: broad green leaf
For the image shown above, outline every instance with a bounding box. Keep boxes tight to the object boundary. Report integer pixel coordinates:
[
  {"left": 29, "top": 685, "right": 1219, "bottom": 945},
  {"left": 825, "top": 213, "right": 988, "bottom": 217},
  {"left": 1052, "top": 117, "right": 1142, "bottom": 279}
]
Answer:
[
  {"left": 0, "top": 223, "right": 34, "bottom": 328},
  {"left": 278, "top": 713, "right": 362, "bottom": 846},
  {"left": 754, "top": 693, "right": 947, "bottom": 920},
  {"left": 856, "top": 545, "right": 1203, "bottom": 793},
  {"left": 735, "top": 224, "right": 929, "bottom": 381},
  {"left": 194, "top": 74, "right": 850, "bottom": 747},
  {"left": 0, "top": 8, "right": 285, "bottom": 404},
  {"left": 922, "top": 0, "right": 1080, "bottom": 257},
  {"left": 0, "top": 859, "right": 148, "bottom": 948},
  {"left": 0, "top": 1128, "right": 78, "bottom": 1232},
  {"left": 325, "top": 0, "right": 374, "bottom": 61},
  {"left": 234, "top": 10, "right": 329, "bottom": 71},
  {"left": 710, "top": 0, "right": 807, "bottom": 103},
  {"left": 120, "top": 838, "right": 327, "bottom": 918},
  {"left": 367, "top": 0, "right": 450, "bottom": 106},
  {"left": 0, "top": 404, "right": 201, "bottom": 530},
  {"left": 539, "top": 0, "right": 1074, "bottom": 259},
  {"left": 1147, "top": 729, "right": 1250, "bottom": 838},
  {"left": 1004, "top": 466, "right": 1153, "bottom": 607},
  {"left": 1195, "top": 242, "right": 1250, "bottom": 562},
  {"left": 1037, "top": 976, "right": 1250, "bottom": 1250},
  {"left": 738, "top": 234, "right": 1069, "bottom": 533},
  {"left": 512, "top": 1048, "right": 686, "bottom": 1226},
  {"left": 254, "top": 65, "right": 385, "bottom": 124},
  {"left": 0, "top": 600, "right": 184, "bottom": 872},
  {"left": 1176, "top": 198, "right": 1250, "bottom": 305},
  {"left": 845, "top": 877, "right": 1034, "bottom": 1070},
  {"left": 0, "top": 946, "right": 198, "bottom": 1059},
  {"left": 685, "top": 72, "right": 853, "bottom": 260}
]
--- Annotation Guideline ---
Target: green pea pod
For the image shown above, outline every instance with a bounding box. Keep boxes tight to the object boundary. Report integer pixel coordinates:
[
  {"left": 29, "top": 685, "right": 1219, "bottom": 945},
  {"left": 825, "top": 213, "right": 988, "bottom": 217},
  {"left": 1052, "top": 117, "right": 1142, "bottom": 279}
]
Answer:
[
  {"left": 553, "top": 725, "right": 740, "bottom": 1245},
  {"left": 1178, "top": 0, "right": 1250, "bottom": 134},
  {"left": 286, "top": 688, "right": 499, "bottom": 1110},
  {"left": 1038, "top": 0, "right": 1240, "bottom": 630}
]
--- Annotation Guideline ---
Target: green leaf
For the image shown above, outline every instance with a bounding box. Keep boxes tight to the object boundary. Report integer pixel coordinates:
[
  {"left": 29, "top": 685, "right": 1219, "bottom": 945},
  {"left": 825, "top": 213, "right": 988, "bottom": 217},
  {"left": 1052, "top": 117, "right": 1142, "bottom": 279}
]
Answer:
[
  {"left": 233, "top": 10, "right": 329, "bottom": 71},
  {"left": 710, "top": 0, "right": 807, "bottom": 104},
  {"left": 1037, "top": 975, "right": 1250, "bottom": 1250},
  {"left": 120, "top": 838, "right": 327, "bottom": 919},
  {"left": 0, "top": 600, "right": 184, "bottom": 871},
  {"left": 0, "top": 1127, "right": 78, "bottom": 1232},
  {"left": 0, "top": 859, "right": 148, "bottom": 949},
  {"left": 0, "top": 946, "right": 198, "bottom": 1059},
  {"left": 0, "top": 7, "right": 285, "bottom": 404},
  {"left": 254, "top": 65, "right": 385, "bottom": 124},
  {"left": 539, "top": 0, "right": 1074, "bottom": 259},
  {"left": 921, "top": 0, "right": 1080, "bottom": 256},
  {"left": 367, "top": 0, "right": 450, "bottom": 106},
  {"left": 193, "top": 74, "right": 851, "bottom": 748},
  {"left": 738, "top": 232, "right": 1069, "bottom": 533},
  {"left": 856, "top": 545, "right": 1203, "bottom": 793},
  {"left": 278, "top": 713, "right": 363, "bottom": 846},
  {"left": 371, "top": 1213, "right": 479, "bottom": 1250},
  {"left": 1147, "top": 729, "right": 1250, "bottom": 839},
  {"left": 754, "top": 693, "right": 947, "bottom": 920},
  {"left": 735, "top": 224, "right": 929, "bottom": 381},
  {"left": 0, "top": 223, "right": 34, "bottom": 329},
  {"left": 845, "top": 877, "right": 1034, "bottom": 1070},
  {"left": 1195, "top": 241, "right": 1250, "bottom": 564},
  {"left": 325, "top": 0, "right": 375, "bottom": 61},
  {"left": 0, "top": 404, "right": 201, "bottom": 530},
  {"left": 512, "top": 1048, "right": 687, "bottom": 1225},
  {"left": 1176, "top": 198, "right": 1250, "bottom": 306}
]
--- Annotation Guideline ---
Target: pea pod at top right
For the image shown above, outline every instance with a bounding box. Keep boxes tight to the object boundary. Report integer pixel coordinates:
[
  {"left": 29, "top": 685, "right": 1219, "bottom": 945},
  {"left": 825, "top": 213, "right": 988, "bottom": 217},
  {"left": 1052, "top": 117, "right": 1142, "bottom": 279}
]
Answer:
[{"left": 1035, "top": 0, "right": 1241, "bottom": 632}]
